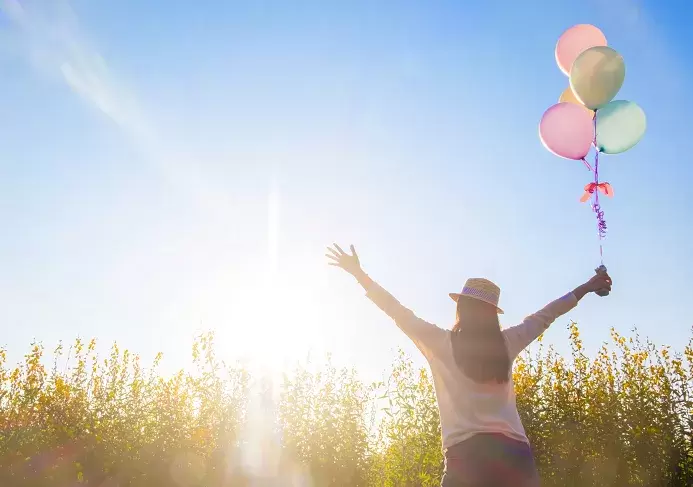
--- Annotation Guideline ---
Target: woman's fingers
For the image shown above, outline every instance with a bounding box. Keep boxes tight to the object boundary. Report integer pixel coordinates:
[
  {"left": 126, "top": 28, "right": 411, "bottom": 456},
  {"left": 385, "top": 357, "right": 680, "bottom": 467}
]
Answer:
[
  {"left": 599, "top": 279, "right": 611, "bottom": 288},
  {"left": 327, "top": 243, "right": 357, "bottom": 270}
]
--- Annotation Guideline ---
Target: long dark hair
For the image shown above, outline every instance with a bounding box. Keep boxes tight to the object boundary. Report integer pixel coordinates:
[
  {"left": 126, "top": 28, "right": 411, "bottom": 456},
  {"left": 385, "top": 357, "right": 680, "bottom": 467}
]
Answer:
[{"left": 451, "top": 297, "right": 511, "bottom": 384}]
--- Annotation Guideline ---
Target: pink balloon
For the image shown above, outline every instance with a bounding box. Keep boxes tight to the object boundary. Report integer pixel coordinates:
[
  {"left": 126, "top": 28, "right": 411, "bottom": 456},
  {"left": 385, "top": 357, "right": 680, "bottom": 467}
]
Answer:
[
  {"left": 555, "top": 24, "right": 607, "bottom": 76},
  {"left": 539, "top": 103, "right": 594, "bottom": 160}
]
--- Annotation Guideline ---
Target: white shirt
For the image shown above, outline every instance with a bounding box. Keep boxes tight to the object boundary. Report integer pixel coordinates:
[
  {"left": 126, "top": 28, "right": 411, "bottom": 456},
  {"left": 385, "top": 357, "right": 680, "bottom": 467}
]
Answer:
[{"left": 364, "top": 280, "right": 578, "bottom": 450}]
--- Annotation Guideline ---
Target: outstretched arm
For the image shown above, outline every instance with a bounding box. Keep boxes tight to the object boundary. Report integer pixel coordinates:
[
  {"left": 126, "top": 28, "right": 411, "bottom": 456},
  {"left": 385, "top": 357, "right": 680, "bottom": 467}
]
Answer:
[
  {"left": 504, "top": 271, "right": 613, "bottom": 358},
  {"left": 327, "top": 244, "right": 447, "bottom": 357}
]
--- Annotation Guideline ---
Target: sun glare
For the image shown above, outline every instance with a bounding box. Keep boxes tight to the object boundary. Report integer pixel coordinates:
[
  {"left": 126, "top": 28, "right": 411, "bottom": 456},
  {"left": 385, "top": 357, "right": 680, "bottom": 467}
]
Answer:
[{"left": 210, "top": 179, "right": 326, "bottom": 376}]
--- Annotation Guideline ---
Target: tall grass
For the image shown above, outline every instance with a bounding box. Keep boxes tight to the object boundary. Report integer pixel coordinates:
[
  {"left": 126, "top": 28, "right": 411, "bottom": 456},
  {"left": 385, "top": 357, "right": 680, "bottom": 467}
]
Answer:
[{"left": 2, "top": 323, "right": 693, "bottom": 486}]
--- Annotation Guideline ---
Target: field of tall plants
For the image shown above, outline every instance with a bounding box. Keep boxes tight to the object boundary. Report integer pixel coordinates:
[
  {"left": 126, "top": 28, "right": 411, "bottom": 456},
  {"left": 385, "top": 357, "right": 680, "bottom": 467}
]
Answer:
[{"left": 2, "top": 323, "right": 693, "bottom": 486}]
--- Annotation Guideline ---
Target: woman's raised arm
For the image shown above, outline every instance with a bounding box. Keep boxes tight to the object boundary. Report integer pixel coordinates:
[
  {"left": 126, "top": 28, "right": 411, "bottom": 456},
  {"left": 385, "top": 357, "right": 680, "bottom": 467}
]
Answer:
[
  {"left": 327, "top": 244, "right": 447, "bottom": 358},
  {"left": 503, "top": 271, "right": 613, "bottom": 358}
]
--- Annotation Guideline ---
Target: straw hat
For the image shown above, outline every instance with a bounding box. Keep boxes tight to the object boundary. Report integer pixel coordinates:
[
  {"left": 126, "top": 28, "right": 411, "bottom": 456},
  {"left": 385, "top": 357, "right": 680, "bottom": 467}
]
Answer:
[{"left": 449, "top": 278, "right": 504, "bottom": 314}]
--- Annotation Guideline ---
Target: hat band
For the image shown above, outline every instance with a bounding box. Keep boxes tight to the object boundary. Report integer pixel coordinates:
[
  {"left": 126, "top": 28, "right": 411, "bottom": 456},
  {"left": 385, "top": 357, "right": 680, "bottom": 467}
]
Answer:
[{"left": 461, "top": 286, "right": 499, "bottom": 305}]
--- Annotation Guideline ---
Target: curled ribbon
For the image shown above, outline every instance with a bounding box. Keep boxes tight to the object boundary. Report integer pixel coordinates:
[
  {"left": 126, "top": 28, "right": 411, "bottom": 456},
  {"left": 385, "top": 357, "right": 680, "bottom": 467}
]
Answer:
[
  {"left": 592, "top": 202, "right": 608, "bottom": 238},
  {"left": 580, "top": 182, "right": 614, "bottom": 203}
]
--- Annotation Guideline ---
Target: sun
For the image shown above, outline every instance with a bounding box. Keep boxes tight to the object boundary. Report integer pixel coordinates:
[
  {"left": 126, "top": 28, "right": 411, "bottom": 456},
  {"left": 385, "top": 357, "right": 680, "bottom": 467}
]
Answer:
[
  {"left": 209, "top": 263, "right": 328, "bottom": 379},
  {"left": 208, "top": 180, "right": 325, "bottom": 375}
]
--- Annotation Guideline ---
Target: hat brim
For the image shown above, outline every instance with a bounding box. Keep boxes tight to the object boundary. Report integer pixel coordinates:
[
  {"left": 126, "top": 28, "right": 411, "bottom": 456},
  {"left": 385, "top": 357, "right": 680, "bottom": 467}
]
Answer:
[{"left": 449, "top": 293, "right": 504, "bottom": 314}]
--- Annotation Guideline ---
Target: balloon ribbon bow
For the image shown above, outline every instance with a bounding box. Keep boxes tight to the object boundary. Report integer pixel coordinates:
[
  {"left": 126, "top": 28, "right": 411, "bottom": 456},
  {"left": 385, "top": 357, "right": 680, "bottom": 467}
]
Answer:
[{"left": 580, "top": 182, "right": 614, "bottom": 203}]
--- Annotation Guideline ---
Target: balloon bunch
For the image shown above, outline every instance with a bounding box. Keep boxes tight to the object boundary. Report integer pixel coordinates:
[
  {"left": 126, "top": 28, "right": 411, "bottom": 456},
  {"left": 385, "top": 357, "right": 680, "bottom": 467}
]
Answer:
[{"left": 539, "top": 24, "right": 646, "bottom": 268}]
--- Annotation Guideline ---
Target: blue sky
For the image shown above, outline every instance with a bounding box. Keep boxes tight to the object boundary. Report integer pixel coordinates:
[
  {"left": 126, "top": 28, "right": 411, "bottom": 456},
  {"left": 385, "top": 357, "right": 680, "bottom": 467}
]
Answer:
[{"left": 0, "top": 0, "right": 691, "bottom": 380}]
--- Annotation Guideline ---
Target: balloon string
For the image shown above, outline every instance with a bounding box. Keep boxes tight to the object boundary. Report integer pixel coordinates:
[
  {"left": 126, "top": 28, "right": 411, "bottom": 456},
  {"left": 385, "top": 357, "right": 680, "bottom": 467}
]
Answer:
[{"left": 592, "top": 111, "right": 606, "bottom": 265}]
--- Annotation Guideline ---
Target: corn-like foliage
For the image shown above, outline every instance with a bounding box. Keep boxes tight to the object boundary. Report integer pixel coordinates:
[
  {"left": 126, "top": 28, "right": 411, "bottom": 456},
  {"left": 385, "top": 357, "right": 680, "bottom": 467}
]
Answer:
[{"left": 2, "top": 323, "right": 693, "bottom": 486}]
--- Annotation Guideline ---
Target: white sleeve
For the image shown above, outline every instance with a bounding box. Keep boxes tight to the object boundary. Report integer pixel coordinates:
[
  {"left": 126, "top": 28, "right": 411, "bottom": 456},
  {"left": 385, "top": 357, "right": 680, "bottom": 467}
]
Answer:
[
  {"left": 503, "top": 293, "right": 578, "bottom": 358},
  {"left": 364, "top": 280, "right": 449, "bottom": 358}
]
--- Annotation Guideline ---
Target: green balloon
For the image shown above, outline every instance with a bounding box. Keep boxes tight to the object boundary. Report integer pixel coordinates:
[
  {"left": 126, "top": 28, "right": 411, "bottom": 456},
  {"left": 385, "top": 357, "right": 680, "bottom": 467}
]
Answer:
[{"left": 596, "top": 100, "right": 646, "bottom": 154}]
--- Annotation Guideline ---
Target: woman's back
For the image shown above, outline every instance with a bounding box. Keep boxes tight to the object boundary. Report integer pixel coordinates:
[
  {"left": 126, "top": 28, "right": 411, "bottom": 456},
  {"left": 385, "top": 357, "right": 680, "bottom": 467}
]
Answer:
[{"left": 427, "top": 330, "right": 526, "bottom": 449}]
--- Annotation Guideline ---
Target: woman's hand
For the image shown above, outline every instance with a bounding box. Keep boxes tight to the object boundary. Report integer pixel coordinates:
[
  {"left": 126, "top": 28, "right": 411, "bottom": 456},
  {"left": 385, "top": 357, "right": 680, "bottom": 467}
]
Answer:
[
  {"left": 584, "top": 271, "right": 613, "bottom": 294},
  {"left": 573, "top": 271, "right": 613, "bottom": 301},
  {"left": 326, "top": 244, "right": 363, "bottom": 277}
]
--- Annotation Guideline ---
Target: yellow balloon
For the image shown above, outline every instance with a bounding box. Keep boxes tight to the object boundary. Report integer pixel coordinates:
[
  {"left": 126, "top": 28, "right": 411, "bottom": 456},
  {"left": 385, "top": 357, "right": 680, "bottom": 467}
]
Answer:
[
  {"left": 558, "top": 87, "right": 595, "bottom": 118},
  {"left": 570, "top": 46, "right": 625, "bottom": 110}
]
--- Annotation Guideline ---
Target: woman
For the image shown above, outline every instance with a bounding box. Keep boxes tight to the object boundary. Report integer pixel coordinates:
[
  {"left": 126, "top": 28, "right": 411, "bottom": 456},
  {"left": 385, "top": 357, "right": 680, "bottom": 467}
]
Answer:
[{"left": 326, "top": 243, "right": 612, "bottom": 487}]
